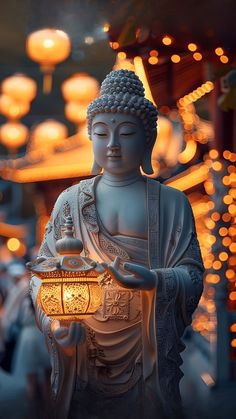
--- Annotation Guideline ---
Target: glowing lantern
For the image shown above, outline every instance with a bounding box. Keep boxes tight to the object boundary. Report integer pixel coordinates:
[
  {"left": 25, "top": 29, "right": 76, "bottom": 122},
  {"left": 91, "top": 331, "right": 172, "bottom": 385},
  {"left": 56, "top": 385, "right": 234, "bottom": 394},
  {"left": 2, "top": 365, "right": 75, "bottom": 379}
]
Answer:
[
  {"left": 65, "top": 102, "right": 87, "bottom": 124},
  {"left": 2, "top": 74, "right": 37, "bottom": 103},
  {"left": 26, "top": 29, "right": 71, "bottom": 94},
  {"left": 30, "top": 119, "right": 68, "bottom": 154},
  {"left": 61, "top": 73, "right": 99, "bottom": 104},
  {"left": 0, "top": 122, "right": 29, "bottom": 151},
  {"left": 28, "top": 216, "right": 105, "bottom": 321},
  {"left": 0, "top": 94, "right": 30, "bottom": 120}
]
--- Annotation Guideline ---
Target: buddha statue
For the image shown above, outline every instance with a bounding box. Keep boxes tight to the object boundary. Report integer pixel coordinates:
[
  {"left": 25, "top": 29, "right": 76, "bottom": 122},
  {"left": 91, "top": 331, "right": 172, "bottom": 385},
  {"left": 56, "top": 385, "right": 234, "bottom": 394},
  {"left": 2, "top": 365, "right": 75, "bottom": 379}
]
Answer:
[{"left": 30, "top": 70, "right": 204, "bottom": 419}]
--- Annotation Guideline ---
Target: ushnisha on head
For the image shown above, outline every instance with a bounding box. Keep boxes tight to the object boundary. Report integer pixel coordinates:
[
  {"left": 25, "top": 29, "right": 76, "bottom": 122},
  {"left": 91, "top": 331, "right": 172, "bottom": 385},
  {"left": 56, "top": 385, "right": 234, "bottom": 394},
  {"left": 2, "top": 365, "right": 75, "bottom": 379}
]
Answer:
[{"left": 87, "top": 70, "right": 158, "bottom": 175}]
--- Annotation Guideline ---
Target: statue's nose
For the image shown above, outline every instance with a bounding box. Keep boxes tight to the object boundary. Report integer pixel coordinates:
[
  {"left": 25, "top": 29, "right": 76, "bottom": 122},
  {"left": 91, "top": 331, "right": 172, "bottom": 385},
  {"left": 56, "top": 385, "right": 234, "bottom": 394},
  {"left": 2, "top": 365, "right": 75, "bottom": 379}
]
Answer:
[{"left": 107, "top": 132, "right": 120, "bottom": 150}]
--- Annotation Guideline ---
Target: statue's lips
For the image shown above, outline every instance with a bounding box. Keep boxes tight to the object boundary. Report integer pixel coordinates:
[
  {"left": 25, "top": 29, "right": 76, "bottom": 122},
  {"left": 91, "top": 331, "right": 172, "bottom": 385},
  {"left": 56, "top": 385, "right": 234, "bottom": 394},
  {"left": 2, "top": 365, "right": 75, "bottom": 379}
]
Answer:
[{"left": 107, "top": 154, "right": 122, "bottom": 159}]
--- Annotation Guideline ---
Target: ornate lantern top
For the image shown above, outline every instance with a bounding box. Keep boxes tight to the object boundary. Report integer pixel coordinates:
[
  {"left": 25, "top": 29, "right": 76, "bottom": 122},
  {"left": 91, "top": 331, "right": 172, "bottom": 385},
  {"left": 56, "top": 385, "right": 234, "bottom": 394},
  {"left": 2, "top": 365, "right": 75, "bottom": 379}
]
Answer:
[{"left": 29, "top": 215, "right": 104, "bottom": 278}]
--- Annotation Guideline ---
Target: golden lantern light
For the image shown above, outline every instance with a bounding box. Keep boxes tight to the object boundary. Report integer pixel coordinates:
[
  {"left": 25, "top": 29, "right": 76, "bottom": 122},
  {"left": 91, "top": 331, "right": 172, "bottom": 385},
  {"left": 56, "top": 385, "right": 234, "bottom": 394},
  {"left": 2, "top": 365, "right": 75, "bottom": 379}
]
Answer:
[
  {"left": 65, "top": 102, "right": 87, "bottom": 125},
  {"left": 26, "top": 29, "right": 71, "bottom": 94},
  {"left": 0, "top": 122, "right": 29, "bottom": 152},
  {"left": 30, "top": 119, "right": 68, "bottom": 155},
  {"left": 61, "top": 73, "right": 99, "bottom": 104},
  {"left": 2, "top": 74, "right": 37, "bottom": 103},
  {"left": 28, "top": 216, "right": 105, "bottom": 321},
  {"left": 0, "top": 94, "right": 30, "bottom": 121}
]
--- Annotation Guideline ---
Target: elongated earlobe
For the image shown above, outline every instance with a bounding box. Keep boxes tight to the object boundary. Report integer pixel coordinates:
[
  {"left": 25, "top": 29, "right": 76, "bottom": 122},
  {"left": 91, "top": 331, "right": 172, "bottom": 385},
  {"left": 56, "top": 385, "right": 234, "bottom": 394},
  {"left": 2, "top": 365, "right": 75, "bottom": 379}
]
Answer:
[
  {"left": 141, "top": 149, "right": 154, "bottom": 175},
  {"left": 91, "top": 160, "right": 102, "bottom": 175}
]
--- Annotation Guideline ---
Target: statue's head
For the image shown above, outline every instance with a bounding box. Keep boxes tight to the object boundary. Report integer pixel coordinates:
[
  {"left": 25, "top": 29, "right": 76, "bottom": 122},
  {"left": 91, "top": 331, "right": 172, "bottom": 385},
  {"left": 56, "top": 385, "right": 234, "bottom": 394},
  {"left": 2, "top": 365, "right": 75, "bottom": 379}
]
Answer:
[{"left": 87, "top": 69, "right": 158, "bottom": 175}]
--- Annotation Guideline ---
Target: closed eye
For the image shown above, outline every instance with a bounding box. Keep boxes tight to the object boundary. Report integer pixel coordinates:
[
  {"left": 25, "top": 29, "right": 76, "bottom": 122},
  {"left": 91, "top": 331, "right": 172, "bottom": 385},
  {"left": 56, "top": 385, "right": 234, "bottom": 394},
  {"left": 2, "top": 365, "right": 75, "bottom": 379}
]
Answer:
[
  {"left": 120, "top": 132, "right": 136, "bottom": 136},
  {"left": 94, "top": 132, "right": 107, "bottom": 136}
]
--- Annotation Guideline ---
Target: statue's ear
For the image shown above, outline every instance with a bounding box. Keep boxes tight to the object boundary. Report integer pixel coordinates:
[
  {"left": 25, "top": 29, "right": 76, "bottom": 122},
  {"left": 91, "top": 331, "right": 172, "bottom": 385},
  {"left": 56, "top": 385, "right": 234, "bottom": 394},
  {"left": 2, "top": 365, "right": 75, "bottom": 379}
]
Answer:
[
  {"left": 141, "top": 148, "right": 154, "bottom": 175},
  {"left": 91, "top": 159, "right": 102, "bottom": 175}
]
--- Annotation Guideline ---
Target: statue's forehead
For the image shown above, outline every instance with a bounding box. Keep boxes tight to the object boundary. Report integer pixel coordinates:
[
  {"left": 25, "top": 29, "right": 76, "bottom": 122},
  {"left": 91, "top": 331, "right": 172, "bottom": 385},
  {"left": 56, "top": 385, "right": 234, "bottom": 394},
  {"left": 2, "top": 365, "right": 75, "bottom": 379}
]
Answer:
[{"left": 92, "top": 113, "right": 138, "bottom": 125}]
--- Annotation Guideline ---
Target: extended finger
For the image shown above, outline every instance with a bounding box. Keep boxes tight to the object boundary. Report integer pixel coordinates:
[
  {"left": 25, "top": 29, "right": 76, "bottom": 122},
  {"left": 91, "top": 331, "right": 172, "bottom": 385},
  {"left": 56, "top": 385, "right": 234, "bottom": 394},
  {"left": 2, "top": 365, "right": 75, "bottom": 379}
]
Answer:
[{"left": 123, "top": 262, "right": 149, "bottom": 277}]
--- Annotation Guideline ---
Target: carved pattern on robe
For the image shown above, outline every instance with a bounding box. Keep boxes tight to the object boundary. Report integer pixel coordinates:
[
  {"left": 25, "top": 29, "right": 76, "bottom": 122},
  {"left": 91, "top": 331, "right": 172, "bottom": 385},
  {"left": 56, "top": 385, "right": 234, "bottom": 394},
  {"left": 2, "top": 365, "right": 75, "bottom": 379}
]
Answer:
[{"left": 98, "top": 233, "right": 130, "bottom": 260}]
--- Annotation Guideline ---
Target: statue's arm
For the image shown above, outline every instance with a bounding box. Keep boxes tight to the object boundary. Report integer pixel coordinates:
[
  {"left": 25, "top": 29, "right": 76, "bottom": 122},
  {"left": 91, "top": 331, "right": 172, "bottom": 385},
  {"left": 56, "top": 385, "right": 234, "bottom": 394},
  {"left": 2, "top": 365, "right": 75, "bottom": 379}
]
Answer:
[{"left": 152, "top": 232, "right": 204, "bottom": 328}]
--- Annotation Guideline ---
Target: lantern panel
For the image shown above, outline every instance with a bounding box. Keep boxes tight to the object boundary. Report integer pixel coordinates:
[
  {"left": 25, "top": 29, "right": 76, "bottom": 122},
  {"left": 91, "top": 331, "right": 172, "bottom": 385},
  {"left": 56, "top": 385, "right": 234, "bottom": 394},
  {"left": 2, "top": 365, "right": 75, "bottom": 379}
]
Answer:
[
  {"left": 88, "top": 283, "right": 103, "bottom": 313},
  {"left": 39, "top": 283, "right": 63, "bottom": 316},
  {"left": 63, "top": 282, "right": 89, "bottom": 314}
]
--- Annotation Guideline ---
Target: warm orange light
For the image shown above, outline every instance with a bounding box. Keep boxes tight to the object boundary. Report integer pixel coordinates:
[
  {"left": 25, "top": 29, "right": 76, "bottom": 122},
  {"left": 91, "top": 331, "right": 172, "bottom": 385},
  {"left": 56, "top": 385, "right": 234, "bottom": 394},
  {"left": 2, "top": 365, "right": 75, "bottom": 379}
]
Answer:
[
  {"left": 223, "top": 150, "right": 231, "bottom": 159},
  {"left": 2, "top": 74, "right": 37, "bottom": 103},
  {"left": 212, "top": 161, "right": 222, "bottom": 171},
  {"left": 193, "top": 52, "right": 202, "bottom": 61},
  {"left": 223, "top": 176, "right": 230, "bottom": 186},
  {"left": 220, "top": 55, "right": 229, "bottom": 64},
  {"left": 188, "top": 43, "right": 197, "bottom": 52},
  {"left": 61, "top": 73, "right": 99, "bottom": 104},
  {"left": 103, "top": 23, "right": 110, "bottom": 33},
  {"left": 222, "top": 237, "right": 232, "bottom": 247},
  {"left": 162, "top": 35, "right": 172, "bottom": 45},
  {"left": 230, "top": 324, "right": 236, "bottom": 332},
  {"left": 219, "top": 252, "right": 228, "bottom": 261},
  {"left": 150, "top": 49, "right": 158, "bottom": 57},
  {"left": 0, "top": 122, "right": 29, "bottom": 150},
  {"left": 30, "top": 119, "right": 68, "bottom": 154},
  {"left": 205, "top": 274, "right": 220, "bottom": 284},
  {"left": 226, "top": 269, "right": 235, "bottom": 279},
  {"left": 178, "top": 140, "right": 197, "bottom": 164},
  {"left": 0, "top": 94, "right": 30, "bottom": 120},
  {"left": 222, "top": 213, "right": 231, "bottom": 222},
  {"left": 229, "top": 243, "right": 236, "bottom": 253},
  {"left": 219, "top": 227, "right": 228, "bottom": 237},
  {"left": 215, "top": 47, "right": 224, "bottom": 56},
  {"left": 229, "top": 292, "right": 236, "bottom": 301},
  {"left": 231, "top": 338, "right": 236, "bottom": 348},
  {"left": 171, "top": 54, "right": 181, "bottom": 63},
  {"left": 65, "top": 102, "right": 87, "bottom": 124},
  {"left": 212, "top": 261, "right": 222, "bottom": 270},
  {"left": 211, "top": 212, "right": 220, "bottom": 221},
  {"left": 110, "top": 42, "right": 119, "bottom": 50},
  {"left": 148, "top": 56, "right": 158, "bottom": 65},
  {"left": 228, "top": 204, "right": 236, "bottom": 216},
  {"left": 7, "top": 237, "right": 21, "bottom": 252},
  {"left": 209, "top": 149, "right": 219, "bottom": 159},
  {"left": 117, "top": 51, "right": 127, "bottom": 60},
  {"left": 26, "top": 29, "right": 71, "bottom": 94},
  {"left": 223, "top": 195, "right": 233, "bottom": 205},
  {"left": 26, "top": 29, "right": 71, "bottom": 66},
  {"left": 228, "top": 227, "right": 236, "bottom": 237}
]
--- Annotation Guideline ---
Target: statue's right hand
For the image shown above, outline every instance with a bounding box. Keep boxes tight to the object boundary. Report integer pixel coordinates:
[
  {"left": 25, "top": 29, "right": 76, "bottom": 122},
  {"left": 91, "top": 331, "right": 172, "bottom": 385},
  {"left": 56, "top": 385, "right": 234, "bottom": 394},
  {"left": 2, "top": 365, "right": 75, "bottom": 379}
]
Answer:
[{"left": 51, "top": 320, "right": 85, "bottom": 355}]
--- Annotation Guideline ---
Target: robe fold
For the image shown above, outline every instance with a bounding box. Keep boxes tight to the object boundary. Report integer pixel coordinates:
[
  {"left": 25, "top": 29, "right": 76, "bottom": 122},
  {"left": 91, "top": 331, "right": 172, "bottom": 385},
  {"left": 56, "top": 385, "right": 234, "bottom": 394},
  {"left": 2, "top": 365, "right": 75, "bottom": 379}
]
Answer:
[{"left": 30, "top": 176, "right": 204, "bottom": 419}]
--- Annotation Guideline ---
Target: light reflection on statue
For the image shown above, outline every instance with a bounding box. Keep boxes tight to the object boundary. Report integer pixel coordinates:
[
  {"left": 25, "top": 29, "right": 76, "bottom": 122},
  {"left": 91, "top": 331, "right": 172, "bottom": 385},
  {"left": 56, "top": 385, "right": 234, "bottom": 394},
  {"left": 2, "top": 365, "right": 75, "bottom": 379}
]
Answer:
[{"left": 30, "top": 70, "right": 204, "bottom": 419}]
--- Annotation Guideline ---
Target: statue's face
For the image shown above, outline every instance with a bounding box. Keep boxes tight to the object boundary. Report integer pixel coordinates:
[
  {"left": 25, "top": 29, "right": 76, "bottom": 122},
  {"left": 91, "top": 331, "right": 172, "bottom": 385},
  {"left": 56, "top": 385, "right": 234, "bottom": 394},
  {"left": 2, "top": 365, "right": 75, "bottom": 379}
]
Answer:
[{"left": 91, "top": 113, "right": 146, "bottom": 175}]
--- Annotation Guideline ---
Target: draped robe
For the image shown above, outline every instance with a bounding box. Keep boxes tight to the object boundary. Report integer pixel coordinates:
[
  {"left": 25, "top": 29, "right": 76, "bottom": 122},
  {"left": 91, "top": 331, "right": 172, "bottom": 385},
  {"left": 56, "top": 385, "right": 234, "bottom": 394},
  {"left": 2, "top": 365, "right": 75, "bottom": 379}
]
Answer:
[{"left": 30, "top": 176, "right": 204, "bottom": 419}]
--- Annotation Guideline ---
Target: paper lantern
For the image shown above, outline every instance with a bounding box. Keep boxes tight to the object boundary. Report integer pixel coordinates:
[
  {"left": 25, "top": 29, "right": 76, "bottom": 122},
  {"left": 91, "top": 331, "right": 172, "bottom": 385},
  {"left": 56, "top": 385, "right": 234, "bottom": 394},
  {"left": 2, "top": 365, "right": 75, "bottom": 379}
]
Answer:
[
  {"left": 30, "top": 119, "right": 68, "bottom": 153},
  {"left": 26, "top": 29, "right": 71, "bottom": 94},
  {"left": 0, "top": 122, "right": 29, "bottom": 151},
  {"left": 2, "top": 74, "right": 37, "bottom": 103},
  {"left": 0, "top": 94, "right": 30, "bottom": 120},
  {"left": 61, "top": 73, "right": 99, "bottom": 104},
  {"left": 65, "top": 102, "right": 87, "bottom": 124},
  {"left": 28, "top": 216, "right": 105, "bottom": 321}
]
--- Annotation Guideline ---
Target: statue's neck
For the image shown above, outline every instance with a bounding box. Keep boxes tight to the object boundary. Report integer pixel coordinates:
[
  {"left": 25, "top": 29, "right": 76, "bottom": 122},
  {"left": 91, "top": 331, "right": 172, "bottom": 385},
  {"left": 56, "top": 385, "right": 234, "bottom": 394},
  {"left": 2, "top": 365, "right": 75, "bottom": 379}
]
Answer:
[{"left": 101, "top": 170, "right": 143, "bottom": 187}]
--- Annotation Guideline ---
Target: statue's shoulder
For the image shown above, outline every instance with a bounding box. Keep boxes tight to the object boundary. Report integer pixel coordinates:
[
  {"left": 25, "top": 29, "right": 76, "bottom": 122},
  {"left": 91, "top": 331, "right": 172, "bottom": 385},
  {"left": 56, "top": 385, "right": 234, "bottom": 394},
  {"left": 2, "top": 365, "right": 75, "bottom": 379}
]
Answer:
[{"left": 158, "top": 181, "right": 191, "bottom": 211}]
